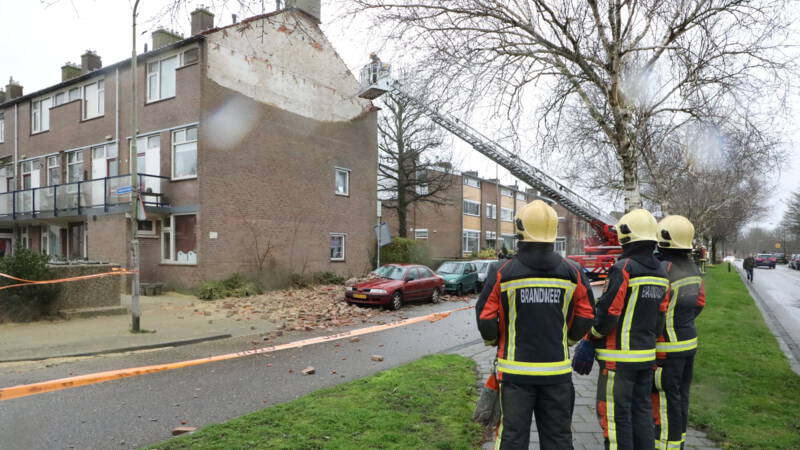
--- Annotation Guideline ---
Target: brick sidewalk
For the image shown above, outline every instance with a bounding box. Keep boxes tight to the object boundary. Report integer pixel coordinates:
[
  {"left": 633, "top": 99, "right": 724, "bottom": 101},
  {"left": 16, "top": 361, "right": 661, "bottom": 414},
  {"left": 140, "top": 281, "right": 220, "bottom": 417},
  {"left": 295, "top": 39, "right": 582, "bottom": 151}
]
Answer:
[{"left": 452, "top": 343, "right": 719, "bottom": 450}]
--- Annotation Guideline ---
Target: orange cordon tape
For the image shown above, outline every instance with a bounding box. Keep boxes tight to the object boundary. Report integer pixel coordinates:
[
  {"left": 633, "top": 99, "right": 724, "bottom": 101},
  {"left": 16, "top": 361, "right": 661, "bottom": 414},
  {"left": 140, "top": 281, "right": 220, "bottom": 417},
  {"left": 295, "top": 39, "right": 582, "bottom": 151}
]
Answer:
[
  {"left": 0, "top": 268, "right": 135, "bottom": 291},
  {"left": 0, "top": 304, "right": 474, "bottom": 402}
]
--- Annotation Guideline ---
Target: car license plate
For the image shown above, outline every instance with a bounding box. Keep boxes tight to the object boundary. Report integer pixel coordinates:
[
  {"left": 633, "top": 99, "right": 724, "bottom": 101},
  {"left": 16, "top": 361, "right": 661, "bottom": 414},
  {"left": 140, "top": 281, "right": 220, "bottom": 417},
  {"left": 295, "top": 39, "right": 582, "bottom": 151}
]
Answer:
[{"left": 353, "top": 294, "right": 367, "bottom": 299}]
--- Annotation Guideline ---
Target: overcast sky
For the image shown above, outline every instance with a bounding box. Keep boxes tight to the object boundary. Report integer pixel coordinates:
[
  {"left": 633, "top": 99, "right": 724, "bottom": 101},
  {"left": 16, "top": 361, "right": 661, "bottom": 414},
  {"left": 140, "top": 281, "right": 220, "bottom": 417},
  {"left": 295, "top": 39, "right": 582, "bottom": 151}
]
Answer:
[{"left": 1, "top": 0, "right": 798, "bottom": 226}]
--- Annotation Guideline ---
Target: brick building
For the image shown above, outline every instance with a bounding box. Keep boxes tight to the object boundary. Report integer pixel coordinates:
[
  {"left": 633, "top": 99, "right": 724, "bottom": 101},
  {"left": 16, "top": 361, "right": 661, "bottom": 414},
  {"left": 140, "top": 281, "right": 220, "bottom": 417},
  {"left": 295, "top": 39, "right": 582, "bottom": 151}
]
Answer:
[
  {"left": 383, "top": 170, "right": 590, "bottom": 260},
  {"left": 0, "top": 2, "right": 377, "bottom": 288}
]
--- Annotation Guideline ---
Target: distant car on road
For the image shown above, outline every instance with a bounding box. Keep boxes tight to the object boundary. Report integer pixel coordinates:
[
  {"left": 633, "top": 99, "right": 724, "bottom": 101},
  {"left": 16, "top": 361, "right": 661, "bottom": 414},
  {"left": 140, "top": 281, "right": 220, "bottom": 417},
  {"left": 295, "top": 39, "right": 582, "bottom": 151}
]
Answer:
[
  {"left": 755, "top": 253, "right": 777, "bottom": 269},
  {"left": 471, "top": 260, "right": 495, "bottom": 289},
  {"left": 437, "top": 261, "right": 480, "bottom": 296},
  {"left": 774, "top": 253, "right": 788, "bottom": 264},
  {"left": 345, "top": 264, "right": 444, "bottom": 310},
  {"left": 789, "top": 254, "right": 800, "bottom": 270}
]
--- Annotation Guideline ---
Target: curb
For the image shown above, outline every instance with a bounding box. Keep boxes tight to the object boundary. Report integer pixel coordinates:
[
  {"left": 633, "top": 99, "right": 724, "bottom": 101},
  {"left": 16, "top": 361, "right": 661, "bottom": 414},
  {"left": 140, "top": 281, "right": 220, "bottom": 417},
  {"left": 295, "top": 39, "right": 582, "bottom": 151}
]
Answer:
[{"left": 0, "top": 333, "right": 233, "bottom": 364}]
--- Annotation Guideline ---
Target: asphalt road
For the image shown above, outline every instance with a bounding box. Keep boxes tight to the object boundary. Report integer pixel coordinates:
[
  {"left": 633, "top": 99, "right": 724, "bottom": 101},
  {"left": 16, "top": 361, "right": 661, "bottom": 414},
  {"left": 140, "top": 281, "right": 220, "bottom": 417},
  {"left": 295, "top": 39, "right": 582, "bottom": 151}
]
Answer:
[
  {"left": 736, "top": 262, "right": 800, "bottom": 368},
  {"left": 0, "top": 300, "right": 480, "bottom": 450}
]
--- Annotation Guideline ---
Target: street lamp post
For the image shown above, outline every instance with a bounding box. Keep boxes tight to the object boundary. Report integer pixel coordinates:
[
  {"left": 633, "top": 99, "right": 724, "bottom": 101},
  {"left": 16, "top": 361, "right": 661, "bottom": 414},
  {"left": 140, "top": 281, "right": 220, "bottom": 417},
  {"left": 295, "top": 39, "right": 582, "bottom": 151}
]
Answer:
[{"left": 130, "top": 0, "right": 142, "bottom": 332}]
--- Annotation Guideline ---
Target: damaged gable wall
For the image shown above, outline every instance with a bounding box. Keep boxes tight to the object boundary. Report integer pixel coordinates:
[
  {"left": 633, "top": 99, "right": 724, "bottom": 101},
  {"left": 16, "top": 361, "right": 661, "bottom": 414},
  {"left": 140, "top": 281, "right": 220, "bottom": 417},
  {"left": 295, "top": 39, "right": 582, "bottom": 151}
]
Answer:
[{"left": 204, "top": 11, "right": 371, "bottom": 123}]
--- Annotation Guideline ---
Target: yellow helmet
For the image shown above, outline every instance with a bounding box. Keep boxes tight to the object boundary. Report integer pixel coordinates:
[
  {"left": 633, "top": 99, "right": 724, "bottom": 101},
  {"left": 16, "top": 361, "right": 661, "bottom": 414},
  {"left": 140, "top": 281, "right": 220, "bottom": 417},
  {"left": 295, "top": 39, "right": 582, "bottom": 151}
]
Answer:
[
  {"left": 615, "top": 208, "right": 657, "bottom": 245},
  {"left": 657, "top": 215, "right": 695, "bottom": 250},
  {"left": 515, "top": 200, "right": 558, "bottom": 243}
]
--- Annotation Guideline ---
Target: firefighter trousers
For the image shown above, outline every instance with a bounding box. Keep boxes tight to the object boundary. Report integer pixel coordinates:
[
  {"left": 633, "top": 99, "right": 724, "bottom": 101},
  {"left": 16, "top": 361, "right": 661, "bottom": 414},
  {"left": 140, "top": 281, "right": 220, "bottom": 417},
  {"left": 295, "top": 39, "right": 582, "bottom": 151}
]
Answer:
[
  {"left": 497, "top": 381, "right": 575, "bottom": 450},
  {"left": 653, "top": 355, "right": 694, "bottom": 449},
  {"left": 596, "top": 366, "right": 654, "bottom": 450}
]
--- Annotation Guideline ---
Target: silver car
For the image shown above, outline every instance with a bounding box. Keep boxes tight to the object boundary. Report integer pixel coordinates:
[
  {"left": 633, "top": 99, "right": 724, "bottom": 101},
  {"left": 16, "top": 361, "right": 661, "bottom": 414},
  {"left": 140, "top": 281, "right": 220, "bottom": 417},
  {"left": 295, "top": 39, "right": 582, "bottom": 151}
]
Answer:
[{"left": 472, "top": 260, "right": 496, "bottom": 289}]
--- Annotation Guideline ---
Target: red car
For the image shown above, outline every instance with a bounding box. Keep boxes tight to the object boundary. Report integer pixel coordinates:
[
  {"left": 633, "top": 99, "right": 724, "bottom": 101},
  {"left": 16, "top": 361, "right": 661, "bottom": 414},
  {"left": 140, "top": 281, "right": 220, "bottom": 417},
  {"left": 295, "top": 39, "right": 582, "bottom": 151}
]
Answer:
[
  {"left": 345, "top": 264, "right": 444, "bottom": 310},
  {"left": 755, "top": 253, "right": 776, "bottom": 269}
]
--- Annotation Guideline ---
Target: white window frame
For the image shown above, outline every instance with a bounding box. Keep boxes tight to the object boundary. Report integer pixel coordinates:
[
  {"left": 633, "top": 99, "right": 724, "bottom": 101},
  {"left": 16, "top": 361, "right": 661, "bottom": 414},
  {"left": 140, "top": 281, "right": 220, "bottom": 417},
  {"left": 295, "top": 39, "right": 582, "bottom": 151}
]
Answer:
[
  {"left": 147, "top": 54, "right": 179, "bottom": 103},
  {"left": 462, "top": 229, "right": 480, "bottom": 254},
  {"left": 182, "top": 47, "right": 200, "bottom": 66},
  {"left": 335, "top": 167, "right": 350, "bottom": 196},
  {"left": 416, "top": 183, "right": 429, "bottom": 195},
  {"left": 0, "top": 113, "right": 4, "bottom": 143},
  {"left": 464, "top": 177, "right": 480, "bottom": 188},
  {"left": 414, "top": 228, "right": 429, "bottom": 240},
  {"left": 47, "top": 155, "right": 60, "bottom": 186},
  {"left": 486, "top": 203, "right": 496, "bottom": 219},
  {"left": 330, "top": 233, "right": 346, "bottom": 261},
  {"left": 161, "top": 214, "right": 198, "bottom": 264},
  {"left": 32, "top": 97, "right": 53, "bottom": 133},
  {"left": 555, "top": 237, "right": 567, "bottom": 256},
  {"left": 82, "top": 79, "right": 104, "bottom": 120},
  {"left": 138, "top": 219, "right": 157, "bottom": 237},
  {"left": 485, "top": 231, "right": 497, "bottom": 240},
  {"left": 171, "top": 126, "right": 198, "bottom": 180},
  {"left": 501, "top": 207, "right": 514, "bottom": 222},
  {"left": 501, "top": 187, "right": 513, "bottom": 197},
  {"left": 516, "top": 192, "right": 526, "bottom": 201},
  {"left": 463, "top": 199, "right": 481, "bottom": 217}
]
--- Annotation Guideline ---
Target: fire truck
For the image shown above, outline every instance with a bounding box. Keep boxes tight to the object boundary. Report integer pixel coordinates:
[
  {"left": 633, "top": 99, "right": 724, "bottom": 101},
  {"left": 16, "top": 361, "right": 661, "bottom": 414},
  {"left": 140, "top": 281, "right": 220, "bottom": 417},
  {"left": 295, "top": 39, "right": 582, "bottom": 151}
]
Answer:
[{"left": 358, "top": 61, "right": 621, "bottom": 280}]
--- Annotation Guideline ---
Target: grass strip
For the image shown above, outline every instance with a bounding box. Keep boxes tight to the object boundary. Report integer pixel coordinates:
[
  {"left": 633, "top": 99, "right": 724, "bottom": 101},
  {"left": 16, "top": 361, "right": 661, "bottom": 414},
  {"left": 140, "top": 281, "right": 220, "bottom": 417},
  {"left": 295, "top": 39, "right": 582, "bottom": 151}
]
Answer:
[
  {"left": 691, "top": 265, "right": 800, "bottom": 448},
  {"left": 146, "top": 354, "right": 483, "bottom": 449}
]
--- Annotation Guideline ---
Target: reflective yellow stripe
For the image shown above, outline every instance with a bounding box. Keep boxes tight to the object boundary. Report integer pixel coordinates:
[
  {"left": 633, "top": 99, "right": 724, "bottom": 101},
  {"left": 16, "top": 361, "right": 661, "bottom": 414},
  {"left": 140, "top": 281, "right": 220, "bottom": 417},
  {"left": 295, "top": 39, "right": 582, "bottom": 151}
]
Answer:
[
  {"left": 666, "top": 285, "right": 680, "bottom": 342},
  {"left": 628, "top": 276, "right": 669, "bottom": 287},
  {"left": 656, "top": 368, "right": 668, "bottom": 448},
  {"left": 508, "top": 289, "right": 517, "bottom": 360},
  {"left": 607, "top": 370, "right": 617, "bottom": 450},
  {"left": 671, "top": 276, "right": 701, "bottom": 289},
  {"left": 596, "top": 348, "right": 656, "bottom": 362},
  {"left": 591, "top": 327, "right": 604, "bottom": 338},
  {"left": 562, "top": 285, "right": 575, "bottom": 358},
  {"left": 621, "top": 285, "right": 639, "bottom": 350},
  {"left": 656, "top": 337, "right": 698, "bottom": 352},
  {"left": 500, "top": 277, "right": 577, "bottom": 292},
  {"left": 497, "top": 358, "right": 572, "bottom": 376}
]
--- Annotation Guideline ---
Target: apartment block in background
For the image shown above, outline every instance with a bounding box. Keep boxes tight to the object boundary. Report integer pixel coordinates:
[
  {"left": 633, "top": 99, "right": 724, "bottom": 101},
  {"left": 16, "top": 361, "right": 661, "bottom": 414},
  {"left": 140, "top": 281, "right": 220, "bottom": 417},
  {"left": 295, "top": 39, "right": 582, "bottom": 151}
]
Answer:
[
  {"left": 384, "top": 170, "right": 589, "bottom": 260},
  {"left": 0, "top": 3, "right": 378, "bottom": 288}
]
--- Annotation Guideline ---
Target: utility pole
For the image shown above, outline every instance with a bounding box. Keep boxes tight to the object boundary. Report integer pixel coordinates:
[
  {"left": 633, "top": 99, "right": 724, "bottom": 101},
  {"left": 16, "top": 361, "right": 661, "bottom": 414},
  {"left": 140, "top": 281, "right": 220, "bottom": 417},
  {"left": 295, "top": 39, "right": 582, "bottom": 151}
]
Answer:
[
  {"left": 376, "top": 200, "right": 382, "bottom": 268},
  {"left": 130, "top": 0, "right": 142, "bottom": 332}
]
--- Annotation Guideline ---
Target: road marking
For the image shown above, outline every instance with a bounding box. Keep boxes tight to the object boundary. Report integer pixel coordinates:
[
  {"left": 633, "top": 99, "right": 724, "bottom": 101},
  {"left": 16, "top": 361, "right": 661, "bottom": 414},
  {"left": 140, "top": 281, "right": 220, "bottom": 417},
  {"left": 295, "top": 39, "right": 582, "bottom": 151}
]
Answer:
[{"left": 0, "top": 305, "right": 473, "bottom": 402}]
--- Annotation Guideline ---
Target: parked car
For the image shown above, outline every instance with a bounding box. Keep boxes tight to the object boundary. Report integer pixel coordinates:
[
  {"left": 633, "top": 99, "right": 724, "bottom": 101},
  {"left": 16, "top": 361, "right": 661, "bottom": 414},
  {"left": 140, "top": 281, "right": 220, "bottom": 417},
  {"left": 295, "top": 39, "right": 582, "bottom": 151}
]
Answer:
[
  {"left": 755, "top": 253, "right": 777, "bottom": 269},
  {"left": 789, "top": 254, "right": 800, "bottom": 270},
  {"left": 472, "top": 260, "right": 495, "bottom": 289},
  {"left": 437, "top": 261, "right": 480, "bottom": 296},
  {"left": 774, "top": 253, "right": 788, "bottom": 264},
  {"left": 345, "top": 264, "right": 444, "bottom": 310}
]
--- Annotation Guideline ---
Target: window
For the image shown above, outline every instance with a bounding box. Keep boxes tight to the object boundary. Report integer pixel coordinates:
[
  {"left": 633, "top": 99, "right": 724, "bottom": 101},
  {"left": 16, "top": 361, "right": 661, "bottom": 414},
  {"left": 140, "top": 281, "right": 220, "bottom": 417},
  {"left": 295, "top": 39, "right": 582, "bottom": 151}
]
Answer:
[
  {"left": 21, "top": 161, "right": 33, "bottom": 190},
  {"left": 414, "top": 229, "right": 429, "bottom": 240},
  {"left": 463, "top": 200, "right": 480, "bottom": 216},
  {"left": 502, "top": 234, "right": 516, "bottom": 251},
  {"left": 54, "top": 92, "right": 66, "bottom": 106},
  {"left": 47, "top": 155, "right": 60, "bottom": 186},
  {"left": 335, "top": 167, "right": 350, "bottom": 196},
  {"left": 0, "top": 113, "right": 4, "bottom": 143},
  {"left": 161, "top": 214, "right": 197, "bottom": 263},
  {"left": 32, "top": 97, "right": 53, "bottom": 132},
  {"left": 416, "top": 184, "right": 428, "bottom": 195},
  {"left": 463, "top": 230, "right": 480, "bottom": 254},
  {"left": 137, "top": 219, "right": 156, "bottom": 236},
  {"left": 485, "top": 231, "right": 497, "bottom": 240},
  {"left": 330, "top": 233, "right": 346, "bottom": 261},
  {"left": 501, "top": 207, "right": 514, "bottom": 222},
  {"left": 516, "top": 192, "right": 526, "bottom": 201},
  {"left": 485, "top": 203, "right": 496, "bottom": 219},
  {"left": 83, "top": 80, "right": 104, "bottom": 119},
  {"left": 555, "top": 237, "right": 567, "bottom": 256},
  {"left": 172, "top": 126, "right": 197, "bottom": 179},
  {"left": 464, "top": 177, "right": 480, "bottom": 188},
  {"left": 68, "top": 87, "right": 80, "bottom": 102},
  {"left": 183, "top": 48, "right": 199, "bottom": 65},
  {"left": 67, "top": 151, "right": 84, "bottom": 193},
  {"left": 147, "top": 55, "right": 178, "bottom": 102},
  {"left": 501, "top": 188, "right": 513, "bottom": 197}
]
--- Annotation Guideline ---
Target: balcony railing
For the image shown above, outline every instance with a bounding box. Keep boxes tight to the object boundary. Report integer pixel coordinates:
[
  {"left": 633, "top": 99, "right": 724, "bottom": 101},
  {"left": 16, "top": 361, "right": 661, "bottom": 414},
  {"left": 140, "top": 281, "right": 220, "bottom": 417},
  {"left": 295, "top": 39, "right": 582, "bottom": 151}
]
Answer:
[{"left": 0, "top": 174, "right": 170, "bottom": 219}]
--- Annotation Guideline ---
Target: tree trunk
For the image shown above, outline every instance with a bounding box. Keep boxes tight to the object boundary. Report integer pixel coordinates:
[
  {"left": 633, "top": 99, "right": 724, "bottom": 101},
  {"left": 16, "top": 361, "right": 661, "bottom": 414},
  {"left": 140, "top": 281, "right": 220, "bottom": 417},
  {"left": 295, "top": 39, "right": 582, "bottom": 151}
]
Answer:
[
  {"left": 711, "top": 237, "right": 718, "bottom": 264},
  {"left": 397, "top": 201, "right": 408, "bottom": 238},
  {"left": 621, "top": 154, "right": 642, "bottom": 212}
]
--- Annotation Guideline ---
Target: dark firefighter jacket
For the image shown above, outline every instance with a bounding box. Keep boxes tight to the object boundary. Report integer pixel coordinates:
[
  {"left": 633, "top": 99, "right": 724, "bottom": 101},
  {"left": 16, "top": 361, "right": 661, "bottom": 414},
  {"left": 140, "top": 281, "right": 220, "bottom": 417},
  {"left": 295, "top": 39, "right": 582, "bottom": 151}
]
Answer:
[
  {"left": 656, "top": 249, "right": 706, "bottom": 358},
  {"left": 589, "top": 241, "right": 670, "bottom": 370},
  {"left": 476, "top": 245, "right": 595, "bottom": 385}
]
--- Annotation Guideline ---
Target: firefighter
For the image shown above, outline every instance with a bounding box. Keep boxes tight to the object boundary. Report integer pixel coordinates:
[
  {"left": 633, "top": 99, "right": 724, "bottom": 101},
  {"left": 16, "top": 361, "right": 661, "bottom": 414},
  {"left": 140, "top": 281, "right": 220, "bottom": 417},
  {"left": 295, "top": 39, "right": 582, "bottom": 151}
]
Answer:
[
  {"left": 653, "top": 216, "right": 706, "bottom": 449},
  {"left": 572, "top": 208, "right": 670, "bottom": 450},
  {"left": 476, "top": 200, "right": 596, "bottom": 450}
]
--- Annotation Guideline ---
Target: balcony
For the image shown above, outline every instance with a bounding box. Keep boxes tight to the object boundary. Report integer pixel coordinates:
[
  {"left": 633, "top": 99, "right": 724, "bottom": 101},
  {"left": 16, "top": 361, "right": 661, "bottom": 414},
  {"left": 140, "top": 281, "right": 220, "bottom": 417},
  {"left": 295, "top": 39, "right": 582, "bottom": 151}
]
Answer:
[{"left": 0, "top": 174, "right": 170, "bottom": 220}]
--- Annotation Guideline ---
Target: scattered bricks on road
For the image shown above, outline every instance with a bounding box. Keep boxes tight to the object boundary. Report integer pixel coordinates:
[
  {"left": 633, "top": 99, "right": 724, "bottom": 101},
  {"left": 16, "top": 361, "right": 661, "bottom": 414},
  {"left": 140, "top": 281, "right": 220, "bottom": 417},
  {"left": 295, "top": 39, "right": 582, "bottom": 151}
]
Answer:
[
  {"left": 302, "top": 366, "right": 316, "bottom": 375},
  {"left": 371, "top": 355, "right": 384, "bottom": 362},
  {"left": 171, "top": 426, "right": 197, "bottom": 436}
]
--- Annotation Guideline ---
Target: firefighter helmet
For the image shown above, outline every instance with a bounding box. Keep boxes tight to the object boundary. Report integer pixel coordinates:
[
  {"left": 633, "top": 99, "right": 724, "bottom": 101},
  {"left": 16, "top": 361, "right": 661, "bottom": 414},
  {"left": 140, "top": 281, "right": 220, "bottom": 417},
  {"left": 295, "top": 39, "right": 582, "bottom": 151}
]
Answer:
[
  {"left": 615, "top": 209, "right": 658, "bottom": 245},
  {"left": 657, "top": 215, "right": 695, "bottom": 250},
  {"left": 515, "top": 200, "right": 558, "bottom": 243}
]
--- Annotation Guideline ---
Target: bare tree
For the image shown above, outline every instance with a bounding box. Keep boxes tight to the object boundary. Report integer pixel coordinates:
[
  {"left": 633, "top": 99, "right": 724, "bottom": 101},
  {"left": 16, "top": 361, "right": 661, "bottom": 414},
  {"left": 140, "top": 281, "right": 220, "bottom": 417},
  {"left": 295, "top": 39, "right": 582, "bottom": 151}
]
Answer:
[
  {"left": 378, "top": 87, "right": 454, "bottom": 237},
  {"left": 350, "top": 0, "right": 792, "bottom": 212},
  {"left": 782, "top": 190, "right": 800, "bottom": 236}
]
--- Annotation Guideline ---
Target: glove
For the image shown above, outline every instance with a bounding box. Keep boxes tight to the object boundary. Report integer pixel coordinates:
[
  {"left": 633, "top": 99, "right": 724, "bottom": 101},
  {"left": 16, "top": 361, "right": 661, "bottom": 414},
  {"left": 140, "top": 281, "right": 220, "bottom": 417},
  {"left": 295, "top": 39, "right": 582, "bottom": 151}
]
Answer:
[{"left": 572, "top": 340, "right": 595, "bottom": 375}]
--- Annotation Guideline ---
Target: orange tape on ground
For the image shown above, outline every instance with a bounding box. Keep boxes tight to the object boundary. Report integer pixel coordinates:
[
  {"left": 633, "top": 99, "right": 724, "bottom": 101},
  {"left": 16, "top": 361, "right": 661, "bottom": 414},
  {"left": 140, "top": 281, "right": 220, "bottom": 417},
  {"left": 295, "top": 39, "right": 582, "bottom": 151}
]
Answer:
[
  {"left": 0, "top": 304, "right": 474, "bottom": 402},
  {"left": 0, "top": 268, "right": 135, "bottom": 291}
]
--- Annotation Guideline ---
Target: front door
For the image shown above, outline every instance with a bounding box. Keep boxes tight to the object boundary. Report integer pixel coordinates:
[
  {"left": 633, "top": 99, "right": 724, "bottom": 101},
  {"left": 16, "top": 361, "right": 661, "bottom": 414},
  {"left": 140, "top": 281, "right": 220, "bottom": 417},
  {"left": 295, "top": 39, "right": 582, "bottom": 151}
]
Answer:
[{"left": 69, "top": 222, "right": 85, "bottom": 260}]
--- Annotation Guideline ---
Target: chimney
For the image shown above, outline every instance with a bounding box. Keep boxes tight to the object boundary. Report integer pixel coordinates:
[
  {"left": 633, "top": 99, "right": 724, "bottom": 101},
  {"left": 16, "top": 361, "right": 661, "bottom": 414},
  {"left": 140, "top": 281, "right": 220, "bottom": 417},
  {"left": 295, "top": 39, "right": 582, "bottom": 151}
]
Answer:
[
  {"left": 61, "top": 62, "right": 81, "bottom": 81},
  {"left": 5, "top": 78, "right": 23, "bottom": 100},
  {"left": 286, "top": 0, "right": 321, "bottom": 23},
  {"left": 81, "top": 50, "right": 102, "bottom": 73},
  {"left": 152, "top": 28, "right": 184, "bottom": 50},
  {"left": 191, "top": 7, "right": 215, "bottom": 35}
]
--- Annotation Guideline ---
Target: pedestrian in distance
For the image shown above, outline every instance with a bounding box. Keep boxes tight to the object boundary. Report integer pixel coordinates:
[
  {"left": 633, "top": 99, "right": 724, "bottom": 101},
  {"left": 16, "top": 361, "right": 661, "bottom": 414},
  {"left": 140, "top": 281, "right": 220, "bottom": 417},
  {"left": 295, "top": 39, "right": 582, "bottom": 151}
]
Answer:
[
  {"left": 743, "top": 255, "right": 755, "bottom": 283},
  {"left": 476, "top": 200, "right": 596, "bottom": 450},
  {"left": 653, "top": 216, "right": 706, "bottom": 450},
  {"left": 572, "top": 208, "right": 671, "bottom": 450}
]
